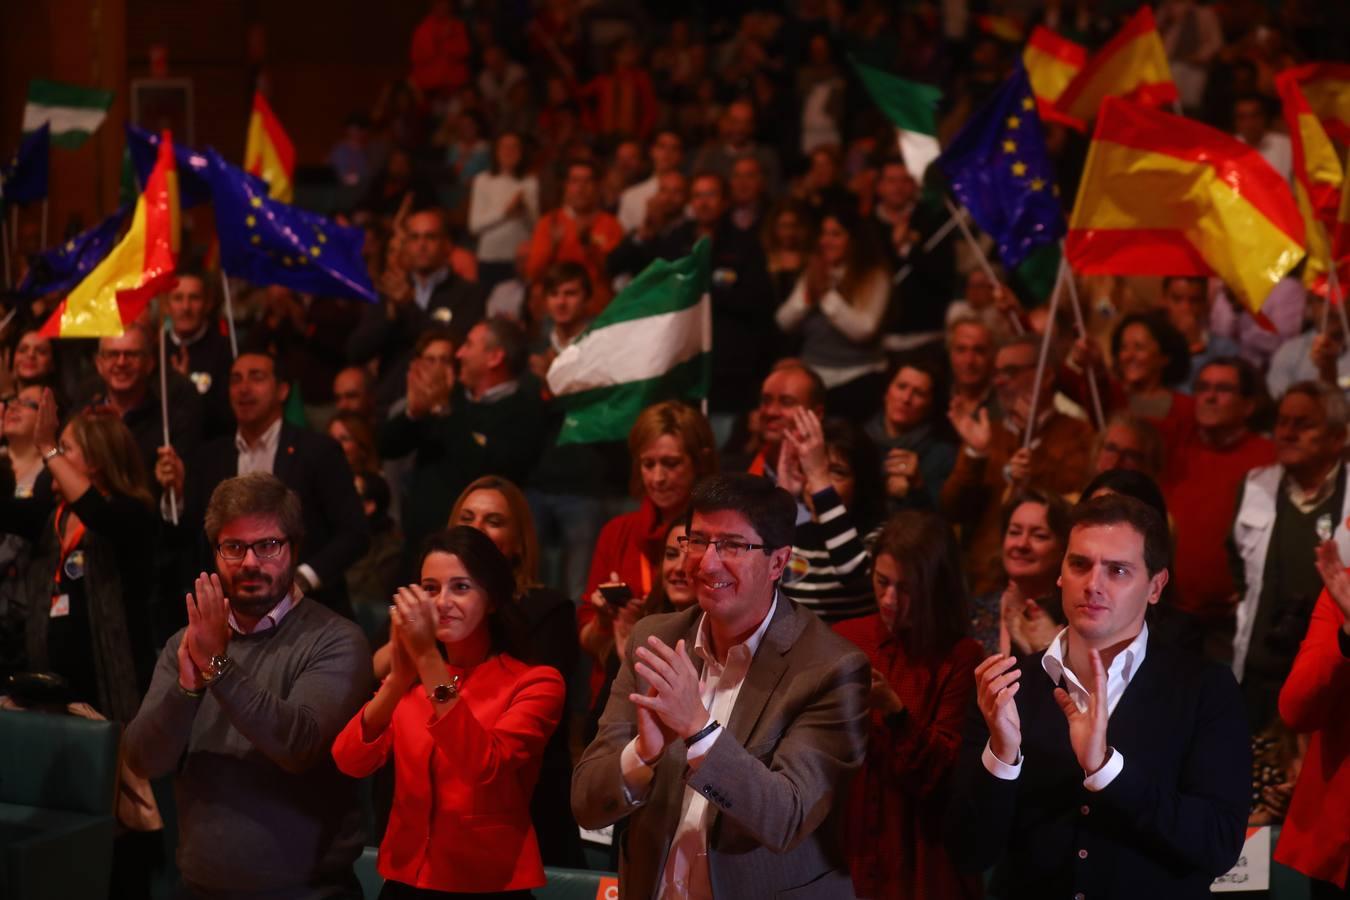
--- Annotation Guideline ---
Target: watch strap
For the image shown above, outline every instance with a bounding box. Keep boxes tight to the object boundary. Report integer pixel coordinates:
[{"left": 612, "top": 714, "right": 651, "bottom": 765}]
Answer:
[{"left": 683, "top": 718, "right": 721, "bottom": 749}]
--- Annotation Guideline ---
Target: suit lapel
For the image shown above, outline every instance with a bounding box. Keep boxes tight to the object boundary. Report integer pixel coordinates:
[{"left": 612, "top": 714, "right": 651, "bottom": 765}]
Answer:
[
  {"left": 271, "top": 425, "right": 297, "bottom": 483},
  {"left": 723, "top": 598, "right": 799, "bottom": 746}
]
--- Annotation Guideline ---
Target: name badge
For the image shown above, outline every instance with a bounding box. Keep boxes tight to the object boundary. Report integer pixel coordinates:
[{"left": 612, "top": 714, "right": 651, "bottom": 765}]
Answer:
[
  {"left": 63, "top": 550, "right": 86, "bottom": 581},
  {"left": 50, "top": 594, "right": 71, "bottom": 618}
]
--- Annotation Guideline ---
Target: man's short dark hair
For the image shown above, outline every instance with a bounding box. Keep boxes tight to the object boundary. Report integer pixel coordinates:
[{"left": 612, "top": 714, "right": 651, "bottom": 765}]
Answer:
[
  {"left": 767, "top": 358, "right": 827, "bottom": 410},
  {"left": 689, "top": 474, "right": 796, "bottom": 551},
  {"left": 413, "top": 326, "right": 456, "bottom": 357},
  {"left": 205, "top": 472, "right": 305, "bottom": 549},
  {"left": 482, "top": 316, "right": 528, "bottom": 377},
  {"left": 542, "top": 261, "right": 592, "bottom": 297},
  {"left": 1198, "top": 355, "right": 1260, "bottom": 398},
  {"left": 1161, "top": 275, "right": 1207, "bottom": 295},
  {"left": 235, "top": 350, "right": 290, "bottom": 386},
  {"left": 1069, "top": 493, "right": 1170, "bottom": 576}
]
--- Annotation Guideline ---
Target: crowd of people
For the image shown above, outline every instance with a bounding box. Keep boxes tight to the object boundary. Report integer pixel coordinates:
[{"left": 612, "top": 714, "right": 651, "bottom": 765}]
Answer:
[{"left": 3, "top": 1, "right": 1350, "bottom": 898}]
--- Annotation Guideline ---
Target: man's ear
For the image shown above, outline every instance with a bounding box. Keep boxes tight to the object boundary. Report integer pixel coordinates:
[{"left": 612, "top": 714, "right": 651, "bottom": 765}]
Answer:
[
  {"left": 767, "top": 545, "right": 792, "bottom": 581},
  {"left": 1147, "top": 568, "right": 1169, "bottom": 606},
  {"left": 277, "top": 379, "right": 291, "bottom": 405}
]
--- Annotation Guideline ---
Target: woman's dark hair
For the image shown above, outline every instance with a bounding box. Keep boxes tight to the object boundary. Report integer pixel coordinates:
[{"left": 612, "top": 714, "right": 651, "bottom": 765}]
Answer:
[
  {"left": 490, "top": 130, "right": 528, "bottom": 177},
  {"left": 417, "top": 526, "right": 521, "bottom": 656},
  {"left": 823, "top": 418, "right": 884, "bottom": 533},
  {"left": 999, "top": 487, "right": 1072, "bottom": 547},
  {"left": 883, "top": 354, "right": 951, "bottom": 430},
  {"left": 1110, "top": 311, "right": 1191, "bottom": 388},
  {"left": 873, "top": 510, "right": 970, "bottom": 659}
]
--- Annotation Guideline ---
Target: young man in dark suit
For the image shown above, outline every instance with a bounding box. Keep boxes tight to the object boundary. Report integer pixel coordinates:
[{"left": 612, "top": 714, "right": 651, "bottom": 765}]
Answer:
[
  {"left": 949, "top": 493, "right": 1251, "bottom": 899},
  {"left": 156, "top": 352, "right": 369, "bottom": 621}
]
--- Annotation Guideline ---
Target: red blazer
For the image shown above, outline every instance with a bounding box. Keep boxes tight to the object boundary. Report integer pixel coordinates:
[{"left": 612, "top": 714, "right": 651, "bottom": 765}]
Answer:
[
  {"left": 331, "top": 654, "right": 565, "bottom": 893},
  {"left": 1274, "top": 591, "right": 1350, "bottom": 888},
  {"left": 833, "top": 614, "right": 985, "bottom": 900}
]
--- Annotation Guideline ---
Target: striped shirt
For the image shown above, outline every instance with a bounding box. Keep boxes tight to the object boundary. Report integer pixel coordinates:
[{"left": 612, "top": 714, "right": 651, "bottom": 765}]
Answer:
[{"left": 781, "top": 486, "right": 877, "bottom": 624}]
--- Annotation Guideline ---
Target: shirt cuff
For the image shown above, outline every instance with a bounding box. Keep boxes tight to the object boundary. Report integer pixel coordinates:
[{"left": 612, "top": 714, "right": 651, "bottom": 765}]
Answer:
[
  {"left": 296, "top": 564, "right": 322, "bottom": 593},
  {"left": 619, "top": 738, "right": 656, "bottom": 804},
  {"left": 982, "top": 740, "right": 1022, "bottom": 780},
  {"left": 1084, "top": 747, "right": 1123, "bottom": 792},
  {"left": 685, "top": 717, "right": 722, "bottom": 763}
]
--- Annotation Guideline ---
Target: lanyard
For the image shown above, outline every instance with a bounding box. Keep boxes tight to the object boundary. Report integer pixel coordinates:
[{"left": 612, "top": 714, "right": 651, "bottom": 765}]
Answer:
[
  {"left": 52, "top": 502, "right": 86, "bottom": 596},
  {"left": 748, "top": 451, "right": 766, "bottom": 476}
]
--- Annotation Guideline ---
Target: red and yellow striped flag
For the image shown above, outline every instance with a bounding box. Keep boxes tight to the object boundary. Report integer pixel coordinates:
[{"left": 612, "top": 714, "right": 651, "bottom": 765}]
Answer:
[
  {"left": 40, "top": 131, "right": 180, "bottom": 338},
  {"left": 1284, "top": 63, "right": 1350, "bottom": 145},
  {"left": 1066, "top": 98, "right": 1304, "bottom": 314},
  {"left": 1275, "top": 71, "right": 1343, "bottom": 291},
  {"left": 244, "top": 91, "right": 295, "bottom": 202},
  {"left": 1054, "top": 6, "right": 1178, "bottom": 131},
  {"left": 1023, "top": 26, "right": 1086, "bottom": 127}
]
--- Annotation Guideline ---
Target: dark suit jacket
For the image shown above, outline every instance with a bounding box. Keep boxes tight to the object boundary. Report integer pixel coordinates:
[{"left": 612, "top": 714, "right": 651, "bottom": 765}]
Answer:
[
  {"left": 947, "top": 637, "right": 1251, "bottom": 899},
  {"left": 179, "top": 422, "right": 370, "bottom": 619},
  {"left": 572, "top": 598, "right": 870, "bottom": 899}
]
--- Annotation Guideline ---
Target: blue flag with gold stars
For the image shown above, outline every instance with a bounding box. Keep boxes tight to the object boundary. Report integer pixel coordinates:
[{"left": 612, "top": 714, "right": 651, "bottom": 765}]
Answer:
[
  {"left": 936, "top": 64, "right": 1064, "bottom": 269},
  {"left": 2, "top": 124, "right": 50, "bottom": 206},
  {"left": 127, "top": 126, "right": 268, "bottom": 209},
  {"left": 204, "top": 148, "right": 376, "bottom": 302},
  {"left": 17, "top": 204, "right": 129, "bottom": 299}
]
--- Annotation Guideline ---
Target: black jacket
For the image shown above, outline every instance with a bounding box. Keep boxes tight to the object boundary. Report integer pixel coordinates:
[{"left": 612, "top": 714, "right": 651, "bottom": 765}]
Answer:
[{"left": 947, "top": 637, "right": 1251, "bottom": 899}]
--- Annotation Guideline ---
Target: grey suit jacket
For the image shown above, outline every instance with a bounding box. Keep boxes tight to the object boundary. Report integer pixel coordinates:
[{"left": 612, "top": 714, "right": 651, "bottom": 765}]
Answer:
[{"left": 571, "top": 597, "right": 870, "bottom": 899}]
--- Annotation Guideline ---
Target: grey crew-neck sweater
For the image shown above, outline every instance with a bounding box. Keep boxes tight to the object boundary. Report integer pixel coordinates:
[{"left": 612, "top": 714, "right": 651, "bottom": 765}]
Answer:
[{"left": 125, "top": 597, "right": 373, "bottom": 899}]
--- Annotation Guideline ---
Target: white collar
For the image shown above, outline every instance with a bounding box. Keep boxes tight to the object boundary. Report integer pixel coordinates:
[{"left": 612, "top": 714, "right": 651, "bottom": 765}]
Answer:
[
  {"left": 1042, "top": 622, "right": 1149, "bottom": 716},
  {"left": 235, "top": 416, "right": 283, "bottom": 454},
  {"left": 229, "top": 586, "right": 301, "bottom": 635},
  {"left": 694, "top": 593, "right": 778, "bottom": 670}
]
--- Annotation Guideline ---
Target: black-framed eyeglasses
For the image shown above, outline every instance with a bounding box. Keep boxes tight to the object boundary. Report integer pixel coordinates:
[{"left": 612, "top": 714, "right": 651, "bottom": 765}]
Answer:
[
  {"left": 677, "top": 535, "right": 769, "bottom": 559},
  {"left": 216, "top": 538, "right": 288, "bottom": 561}
]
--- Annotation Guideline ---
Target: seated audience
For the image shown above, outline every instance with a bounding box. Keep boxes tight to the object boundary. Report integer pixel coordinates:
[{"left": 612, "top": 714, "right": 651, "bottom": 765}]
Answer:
[
  {"left": 866, "top": 358, "right": 958, "bottom": 510},
  {"left": 1158, "top": 275, "right": 1238, "bottom": 392},
  {"left": 1089, "top": 413, "right": 1165, "bottom": 481}
]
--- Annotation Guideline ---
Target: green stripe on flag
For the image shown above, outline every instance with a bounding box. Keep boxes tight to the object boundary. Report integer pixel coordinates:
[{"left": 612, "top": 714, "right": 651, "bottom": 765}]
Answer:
[
  {"left": 584, "top": 238, "right": 710, "bottom": 332},
  {"left": 27, "top": 79, "right": 114, "bottom": 112},
  {"left": 556, "top": 353, "right": 711, "bottom": 446},
  {"left": 850, "top": 58, "right": 941, "bottom": 137}
]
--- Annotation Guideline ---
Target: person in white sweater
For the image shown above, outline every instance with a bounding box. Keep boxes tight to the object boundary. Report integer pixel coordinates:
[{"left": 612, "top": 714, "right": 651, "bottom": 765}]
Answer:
[{"left": 469, "top": 131, "right": 539, "bottom": 292}]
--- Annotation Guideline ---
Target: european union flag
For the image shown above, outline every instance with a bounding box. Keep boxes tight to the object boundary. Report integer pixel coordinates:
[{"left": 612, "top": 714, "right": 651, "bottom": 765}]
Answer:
[
  {"left": 204, "top": 149, "right": 375, "bottom": 302},
  {"left": 17, "top": 205, "right": 129, "bottom": 299},
  {"left": 936, "top": 64, "right": 1065, "bottom": 269},
  {"left": 2, "top": 124, "right": 50, "bottom": 206},
  {"left": 126, "top": 125, "right": 267, "bottom": 209}
]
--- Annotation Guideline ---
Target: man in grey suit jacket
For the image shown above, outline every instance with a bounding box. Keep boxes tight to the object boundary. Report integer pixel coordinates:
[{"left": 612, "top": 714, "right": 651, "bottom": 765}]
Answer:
[{"left": 572, "top": 473, "right": 870, "bottom": 899}]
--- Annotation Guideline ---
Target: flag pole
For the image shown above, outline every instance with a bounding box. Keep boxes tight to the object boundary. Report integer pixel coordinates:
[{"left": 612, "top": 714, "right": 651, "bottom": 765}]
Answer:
[
  {"left": 943, "top": 196, "right": 1024, "bottom": 335},
  {"left": 1058, "top": 242, "right": 1105, "bottom": 429},
  {"left": 891, "top": 212, "right": 961, "bottom": 288},
  {"left": 157, "top": 301, "right": 180, "bottom": 525},
  {"left": 40, "top": 199, "right": 48, "bottom": 251},
  {"left": 1, "top": 214, "right": 10, "bottom": 288},
  {"left": 219, "top": 270, "right": 239, "bottom": 358},
  {"left": 1023, "top": 256, "right": 1063, "bottom": 449}
]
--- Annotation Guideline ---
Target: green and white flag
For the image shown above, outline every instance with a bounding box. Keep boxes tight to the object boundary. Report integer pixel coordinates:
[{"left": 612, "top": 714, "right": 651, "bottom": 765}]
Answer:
[
  {"left": 851, "top": 58, "right": 942, "bottom": 181},
  {"left": 547, "top": 239, "right": 712, "bottom": 445},
  {"left": 23, "top": 79, "right": 114, "bottom": 149}
]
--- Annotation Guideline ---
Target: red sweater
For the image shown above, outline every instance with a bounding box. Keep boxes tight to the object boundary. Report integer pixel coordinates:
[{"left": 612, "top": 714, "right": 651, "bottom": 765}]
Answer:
[
  {"left": 1274, "top": 591, "right": 1350, "bottom": 888},
  {"left": 833, "top": 614, "right": 986, "bottom": 900},
  {"left": 331, "top": 654, "right": 564, "bottom": 894},
  {"left": 1163, "top": 431, "right": 1275, "bottom": 619}
]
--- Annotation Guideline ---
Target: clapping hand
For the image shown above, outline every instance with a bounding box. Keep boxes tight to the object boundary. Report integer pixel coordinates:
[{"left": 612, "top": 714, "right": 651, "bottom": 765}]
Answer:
[
  {"left": 33, "top": 387, "right": 59, "bottom": 455},
  {"left": 776, "top": 433, "right": 806, "bottom": 499},
  {"left": 785, "top": 407, "right": 830, "bottom": 495},
  {"left": 391, "top": 585, "right": 439, "bottom": 659},
  {"left": 385, "top": 614, "right": 417, "bottom": 691},
  {"left": 975, "top": 654, "right": 1022, "bottom": 765},
  {"left": 184, "top": 572, "right": 231, "bottom": 675},
  {"left": 630, "top": 637, "right": 709, "bottom": 741},
  {"left": 948, "top": 394, "right": 992, "bottom": 455},
  {"left": 1313, "top": 540, "right": 1350, "bottom": 630},
  {"left": 1052, "top": 648, "right": 1110, "bottom": 776}
]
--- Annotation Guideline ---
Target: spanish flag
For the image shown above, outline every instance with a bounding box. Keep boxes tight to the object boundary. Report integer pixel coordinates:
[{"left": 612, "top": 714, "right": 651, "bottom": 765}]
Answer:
[
  {"left": 1023, "top": 27, "right": 1086, "bottom": 127},
  {"left": 1284, "top": 63, "right": 1350, "bottom": 145},
  {"left": 1066, "top": 98, "right": 1304, "bottom": 314},
  {"left": 1275, "top": 71, "right": 1342, "bottom": 290},
  {"left": 244, "top": 91, "right": 295, "bottom": 203},
  {"left": 40, "top": 131, "right": 180, "bottom": 338},
  {"left": 1054, "top": 6, "right": 1177, "bottom": 130},
  {"left": 1332, "top": 155, "right": 1350, "bottom": 294}
]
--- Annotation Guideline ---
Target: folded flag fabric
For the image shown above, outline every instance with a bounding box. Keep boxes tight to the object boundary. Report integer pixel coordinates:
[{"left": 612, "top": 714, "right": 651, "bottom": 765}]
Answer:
[
  {"left": 127, "top": 125, "right": 268, "bottom": 209},
  {"left": 1, "top": 124, "right": 50, "bottom": 206},
  {"left": 22, "top": 79, "right": 114, "bottom": 150},
  {"left": 1284, "top": 63, "right": 1350, "bottom": 144},
  {"left": 1275, "top": 71, "right": 1343, "bottom": 291},
  {"left": 244, "top": 92, "right": 296, "bottom": 202},
  {"left": 1055, "top": 6, "right": 1177, "bottom": 130},
  {"left": 18, "top": 205, "right": 129, "bottom": 300},
  {"left": 937, "top": 64, "right": 1065, "bottom": 270},
  {"left": 40, "top": 132, "right": 180, "bottom": 338},
  {"left": 205, "top": 148, "right": 375, "bottom": 302},
  {"left": 1023, "top": 26, "right": 1086, "bottom": 127},
  {"left": 547, "top": 239, "right": 711, "bottom": 445},
  {"left": 851, "top": 57, "right": 943, "bottom": 181},
  {"left": 1067, "top": 97, "right": 1304, "bottom": 314}
]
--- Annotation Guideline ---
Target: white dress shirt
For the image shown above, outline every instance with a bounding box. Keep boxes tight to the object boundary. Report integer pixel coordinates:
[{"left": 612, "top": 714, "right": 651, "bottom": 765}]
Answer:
[
  {"left": 228, "top": 586, "right": 300, "bottom": 634},
  {"left": 233, "top": 417, "right": 320, "bottom": 591},
  {"left": 983, "top": 624, "right": 1149, "bottom": 792},
  {"left": 619, "top": 596, "right": 779, "bottom": 899}
]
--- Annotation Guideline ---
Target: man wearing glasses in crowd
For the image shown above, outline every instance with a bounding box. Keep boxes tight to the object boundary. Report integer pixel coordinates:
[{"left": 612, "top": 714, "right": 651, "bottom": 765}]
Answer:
[
  {"left": 126, "top": 472, "right": 371, "bottom": 899},
  {"left": 573, "top": 472, "right": 869, "bottom": 899}
]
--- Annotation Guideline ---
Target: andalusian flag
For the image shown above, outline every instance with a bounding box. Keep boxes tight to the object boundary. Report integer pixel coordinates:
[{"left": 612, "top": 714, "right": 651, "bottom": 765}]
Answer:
[
  {"left": 40, "top": 132, "right": 180, "bottom": 338},
  {"left": 547, "top": 240, "right": 711, "bottom": 445},
  {"left": 244, "top": 91, "right": 295, "bottom": 202},
  {"left": 1055, "top": 6, "right": 1177, "bottom": 130},
  {"left": 1023, "top": 27, "right": 1086, "bottom": 127},
  {"left": 851, "top": 58, "right": 942, "bottom": 181},
  {"left": 1067, "top": 98, "right": 1304, "bottom": 314},
  {"left": 1275, "top": 71, "right": 1343, "bottom": 291},
  {"left": 1284, "top": 63, "right": 1350, "bottom": 144},
  {"left": 22, "top": 79, "right": 114, "bottom": 149}
]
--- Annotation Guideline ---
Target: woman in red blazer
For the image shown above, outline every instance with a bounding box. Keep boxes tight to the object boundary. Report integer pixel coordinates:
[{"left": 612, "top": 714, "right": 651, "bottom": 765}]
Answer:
[
  {"left": 833, "top": 510, "right": 985, "bottom": 900},
  {"left": 1275, "top": 541, "right": 1350, "bottom": 897},
  {"left": 332, "top": 526, "right": 565, "bottom": 899}
]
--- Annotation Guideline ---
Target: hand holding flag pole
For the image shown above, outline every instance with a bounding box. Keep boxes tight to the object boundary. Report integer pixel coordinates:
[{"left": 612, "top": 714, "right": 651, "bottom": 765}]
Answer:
[
  {"left": 943, "top": 195, "right": 1024, "bottom": 336},
  {"left": 157, "top": 304, "right": 179, "bottom": 525},
  {"left": 1058, "top": 242, "right": 1105, "bottom": 429},
  {"left": 1023, "top": 258, "right": 1063, "bottom": 449},
  {"left": 219, "top": 272, "right": 239, "bottom": 358}
]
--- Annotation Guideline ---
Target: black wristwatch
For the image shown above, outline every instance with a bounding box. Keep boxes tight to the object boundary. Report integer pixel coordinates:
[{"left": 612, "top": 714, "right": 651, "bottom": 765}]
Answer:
[{"left": 427, "top": 674, "right": 462, "bottom": 703}]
